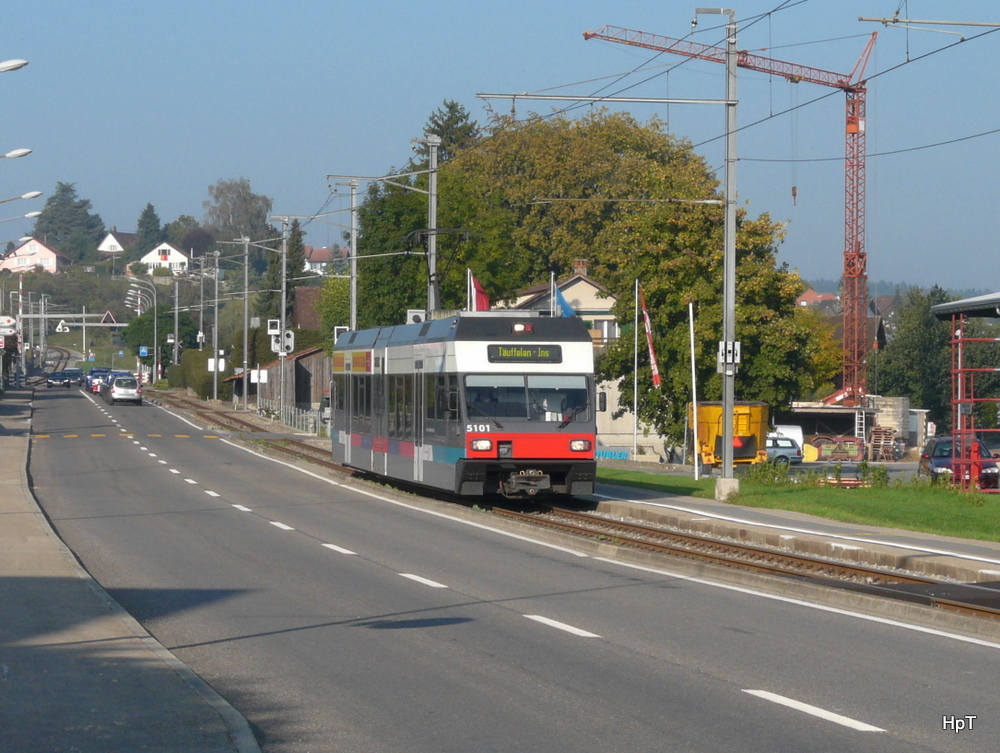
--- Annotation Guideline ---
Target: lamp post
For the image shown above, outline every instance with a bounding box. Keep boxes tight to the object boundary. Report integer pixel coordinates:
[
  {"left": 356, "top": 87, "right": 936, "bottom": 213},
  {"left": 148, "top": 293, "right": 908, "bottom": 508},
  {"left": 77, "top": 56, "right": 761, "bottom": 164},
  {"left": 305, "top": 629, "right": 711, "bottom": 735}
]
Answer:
[{"left": 129, "top": 279, "right": 158, "bottom": 383}]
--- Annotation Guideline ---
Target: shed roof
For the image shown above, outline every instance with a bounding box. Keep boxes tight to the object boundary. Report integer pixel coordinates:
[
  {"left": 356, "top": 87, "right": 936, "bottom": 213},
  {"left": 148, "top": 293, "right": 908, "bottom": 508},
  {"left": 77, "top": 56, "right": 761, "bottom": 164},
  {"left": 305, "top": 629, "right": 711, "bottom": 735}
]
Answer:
[{"left": 930, "top": 291, "right": 1000, "bottom": 320}]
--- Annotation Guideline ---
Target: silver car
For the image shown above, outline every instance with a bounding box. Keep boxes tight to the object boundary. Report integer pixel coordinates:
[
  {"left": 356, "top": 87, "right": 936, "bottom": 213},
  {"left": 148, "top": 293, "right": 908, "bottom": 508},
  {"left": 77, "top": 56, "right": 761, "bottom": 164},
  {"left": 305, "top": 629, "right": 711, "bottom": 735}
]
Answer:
[
  {"left": 104, "top": 374, "right": 143, "bottom": 406},
  {"left": 766, "top": 436, "right": 803, "bottom": 465}
]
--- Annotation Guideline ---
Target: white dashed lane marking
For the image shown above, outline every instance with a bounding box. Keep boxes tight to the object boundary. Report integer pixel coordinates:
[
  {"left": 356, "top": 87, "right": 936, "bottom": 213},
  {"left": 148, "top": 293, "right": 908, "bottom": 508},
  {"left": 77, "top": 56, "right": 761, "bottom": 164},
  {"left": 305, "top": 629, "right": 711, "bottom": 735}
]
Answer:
[
  {"left": 322, "top": 543, "right": 356, "bottom": 555},
  {"left": 524, "top": 615, "right": 600, "bottom": 638},
  {"left": 400, "top": 573, "right": 448, "bottom": 589},
  {"left": 743, "top": 690, "right": 884, "bottom": 732}
]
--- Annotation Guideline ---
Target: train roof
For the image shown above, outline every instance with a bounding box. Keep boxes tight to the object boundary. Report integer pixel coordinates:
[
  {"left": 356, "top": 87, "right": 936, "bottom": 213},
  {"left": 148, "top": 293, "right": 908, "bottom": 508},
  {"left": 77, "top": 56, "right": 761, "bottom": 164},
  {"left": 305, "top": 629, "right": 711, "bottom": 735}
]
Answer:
[{"left": 334, "top": 312, "right": 593, "bottom": 351}]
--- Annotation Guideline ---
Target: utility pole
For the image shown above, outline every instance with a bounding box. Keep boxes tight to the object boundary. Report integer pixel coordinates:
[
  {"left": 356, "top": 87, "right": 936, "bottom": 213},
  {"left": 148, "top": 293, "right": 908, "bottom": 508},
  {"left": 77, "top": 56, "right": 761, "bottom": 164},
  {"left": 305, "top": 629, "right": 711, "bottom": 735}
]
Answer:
[
  {"left": 426, "top": 134, "right": 441, "bottom": 311},
  {"left": 279, "top": 218, "right": 288, "bottom": 419},
  {"left": 349, "top": 180, "right": 358, "bottom": 330},
  {"left": 242, "top": 236, "right": 249, "bottom": 411},
  {"left": 212, "top": 250, "right": 220, "bottom": 401},
  {"left": 173, "top": 278, "right": 180, "bottom": 367},
  {"left": 716, "top": 7, "right": 740, "bottom": 499}
]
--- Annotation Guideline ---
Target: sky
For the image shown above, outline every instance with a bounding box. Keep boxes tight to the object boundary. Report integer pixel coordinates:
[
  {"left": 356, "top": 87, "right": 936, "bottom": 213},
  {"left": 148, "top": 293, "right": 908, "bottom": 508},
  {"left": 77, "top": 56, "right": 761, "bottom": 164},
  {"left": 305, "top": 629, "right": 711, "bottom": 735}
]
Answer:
[{"left": 2, "top": 0, "right": 999, "bottom": 293}]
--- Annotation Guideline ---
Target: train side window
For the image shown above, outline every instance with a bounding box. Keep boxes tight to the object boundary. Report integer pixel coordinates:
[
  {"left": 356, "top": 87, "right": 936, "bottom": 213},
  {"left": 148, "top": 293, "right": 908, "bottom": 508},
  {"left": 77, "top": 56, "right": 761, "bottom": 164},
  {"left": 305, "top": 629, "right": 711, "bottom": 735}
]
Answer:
[
  {"left": 446, "top": 375, "right": 458, "bottom": 421},
  {"left": 403, "top": 375, "right": 414, "bottom": 440},
  {"left": 426, "top": 376, "right": 438, "bottom": 420},
  {"left": 387, "top": 376, "right": 397, "bottom": 439}
]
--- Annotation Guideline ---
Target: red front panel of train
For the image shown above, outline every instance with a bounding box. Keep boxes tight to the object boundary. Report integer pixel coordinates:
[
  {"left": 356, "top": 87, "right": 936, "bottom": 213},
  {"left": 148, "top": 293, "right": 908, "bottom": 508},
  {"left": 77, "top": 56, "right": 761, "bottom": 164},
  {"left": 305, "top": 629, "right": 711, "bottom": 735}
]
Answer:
[{"left": 466, "top": 432, "right": 594, "bottom": 460}]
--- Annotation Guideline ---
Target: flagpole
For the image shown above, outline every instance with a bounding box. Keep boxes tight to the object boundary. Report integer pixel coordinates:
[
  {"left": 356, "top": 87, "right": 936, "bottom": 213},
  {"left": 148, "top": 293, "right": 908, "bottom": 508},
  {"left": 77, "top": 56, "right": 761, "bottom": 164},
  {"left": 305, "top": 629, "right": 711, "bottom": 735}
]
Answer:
[
  {"left": 689, "top": 301, "right": 700, "bottom": 480},
  {"left": 633, "top": 279, "right": 639, "bottom": 459},
  {"left": 466, "top": 268, "right": 471, "bottom": 311},
  {"left": 550, "top": 272, "right": 555, "bottom": 317}
]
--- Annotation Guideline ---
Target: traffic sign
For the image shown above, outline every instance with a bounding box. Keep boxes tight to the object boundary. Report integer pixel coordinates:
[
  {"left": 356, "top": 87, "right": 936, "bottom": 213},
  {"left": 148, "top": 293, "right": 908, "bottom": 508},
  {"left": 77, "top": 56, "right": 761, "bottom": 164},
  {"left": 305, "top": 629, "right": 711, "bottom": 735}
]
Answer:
[
  {"left": 55, "top": 319, "right": 69, "bottom": 333},
  {"left": 0, "top": 335, "right": 4, "bottom": 348},
  {"left": 139, "top": 346, "right": 149, "bottom": 357},
  {"left": 0, "top": 327, "right": 14, "bottom": 337},
  {"left": 0, "top": 316, "right": 14, "bottom": 327}
]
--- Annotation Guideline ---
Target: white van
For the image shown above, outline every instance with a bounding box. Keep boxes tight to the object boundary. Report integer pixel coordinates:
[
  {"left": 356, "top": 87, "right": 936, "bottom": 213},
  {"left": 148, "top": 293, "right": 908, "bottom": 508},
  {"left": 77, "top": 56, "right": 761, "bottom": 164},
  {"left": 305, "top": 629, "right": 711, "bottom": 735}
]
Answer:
[{"left": 770, "top": 424, "right": 804, "bottom": 448}]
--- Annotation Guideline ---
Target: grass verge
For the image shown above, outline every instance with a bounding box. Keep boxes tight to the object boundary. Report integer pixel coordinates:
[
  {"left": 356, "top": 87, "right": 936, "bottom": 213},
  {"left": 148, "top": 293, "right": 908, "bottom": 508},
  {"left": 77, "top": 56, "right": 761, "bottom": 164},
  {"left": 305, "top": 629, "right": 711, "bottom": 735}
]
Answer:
[{"left": 596, "top": 466, "right": 1000, "bottom": 543}]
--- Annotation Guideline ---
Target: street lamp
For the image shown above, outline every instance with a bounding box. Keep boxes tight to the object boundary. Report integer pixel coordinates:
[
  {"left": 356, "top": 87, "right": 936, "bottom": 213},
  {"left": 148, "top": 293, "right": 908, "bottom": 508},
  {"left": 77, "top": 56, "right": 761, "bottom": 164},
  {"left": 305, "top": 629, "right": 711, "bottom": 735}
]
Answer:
[
  {"left": 0, "top": 191, "right": 41, "bottom": 206},
  {"left": 129, "top": 280, "right": 158, "bottom": 382},
  {"left": 0, "top": 60, "right": 28, "bottom": 73},
  {"left": 1, "top": 210, "right": 41, "bottom": 224}
]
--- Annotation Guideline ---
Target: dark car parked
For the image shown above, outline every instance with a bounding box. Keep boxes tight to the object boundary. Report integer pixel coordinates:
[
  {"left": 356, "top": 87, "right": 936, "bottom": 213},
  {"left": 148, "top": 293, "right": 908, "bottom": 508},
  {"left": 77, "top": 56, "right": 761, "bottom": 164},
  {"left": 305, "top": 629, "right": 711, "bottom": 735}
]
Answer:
[
  {"left": 918, "top": 436, "right": 1000, "bottom": 489},
  {"left": 63, "top": 368, "right": 84, "bottom": 386},
  {"left": 46, "top": 371, "right": 72, "bottom": 388},
  {"left": 87, "top": 367, "right": 111, "bottom": 394}
]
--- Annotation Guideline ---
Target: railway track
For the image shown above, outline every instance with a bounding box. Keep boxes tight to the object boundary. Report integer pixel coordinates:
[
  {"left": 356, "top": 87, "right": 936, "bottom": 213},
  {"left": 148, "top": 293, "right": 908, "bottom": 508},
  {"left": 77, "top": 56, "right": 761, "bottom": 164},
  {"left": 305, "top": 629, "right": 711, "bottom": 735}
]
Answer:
[
  {"left": 494, "top": 506, "right": 1000, "bottom": 622},
  {"left": 147, "top": 391, "right": 346, "bottom": 472},
  {"left": 146, "top": 390, "right": 1000, "bottom": 624}
]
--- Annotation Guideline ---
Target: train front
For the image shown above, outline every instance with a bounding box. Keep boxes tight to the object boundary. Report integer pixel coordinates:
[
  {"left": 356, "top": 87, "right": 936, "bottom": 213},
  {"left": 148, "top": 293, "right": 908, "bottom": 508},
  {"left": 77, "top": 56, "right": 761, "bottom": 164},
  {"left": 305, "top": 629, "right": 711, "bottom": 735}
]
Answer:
[{"left": 454, "top": 317, "right": 599, "bottom": 498}]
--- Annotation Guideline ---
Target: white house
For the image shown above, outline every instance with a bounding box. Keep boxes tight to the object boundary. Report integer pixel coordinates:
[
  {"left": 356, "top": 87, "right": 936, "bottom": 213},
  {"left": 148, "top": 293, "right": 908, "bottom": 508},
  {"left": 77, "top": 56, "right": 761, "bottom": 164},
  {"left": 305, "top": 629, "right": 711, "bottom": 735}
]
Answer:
[
  {"left": 303, "top": 245, "right": 340, "bottom": 273},
  {"left": 509, "top": 259, "right": 621, "bottom": 346},
  {"left": 136, "top": 242, "right": 190, "bottom": 275},
  {"left": 97, "top": 230, "right": 138, "bottom": 258},
  {"left": 0, "top": 239, "right": 71, "bottom": 274}
]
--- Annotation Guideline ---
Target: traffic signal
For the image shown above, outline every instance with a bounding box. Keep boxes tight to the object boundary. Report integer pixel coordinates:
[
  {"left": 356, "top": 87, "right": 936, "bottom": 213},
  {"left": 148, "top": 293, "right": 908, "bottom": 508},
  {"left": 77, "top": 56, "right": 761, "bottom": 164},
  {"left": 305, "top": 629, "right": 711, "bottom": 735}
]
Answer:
[{"left": 282, "top": 329, "right": 295, "bottom": 354}]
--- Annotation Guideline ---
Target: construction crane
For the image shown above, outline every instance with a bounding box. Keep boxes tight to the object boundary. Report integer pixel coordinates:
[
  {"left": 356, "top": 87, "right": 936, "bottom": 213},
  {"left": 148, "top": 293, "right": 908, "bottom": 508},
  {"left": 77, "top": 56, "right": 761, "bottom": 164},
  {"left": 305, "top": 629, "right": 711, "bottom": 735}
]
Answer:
[{"left": 583, "top": 26, "right": 878, "bottom": 408}]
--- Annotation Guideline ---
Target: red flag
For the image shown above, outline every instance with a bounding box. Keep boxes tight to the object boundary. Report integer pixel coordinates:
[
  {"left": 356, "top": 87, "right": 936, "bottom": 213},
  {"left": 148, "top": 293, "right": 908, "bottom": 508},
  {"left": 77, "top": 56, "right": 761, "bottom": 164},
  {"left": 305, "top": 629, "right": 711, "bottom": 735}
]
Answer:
[
  {"left": 638, "top": 283, "right": 661, "bottom": 388},
  {"left": 471, "top": 275, "right": 490, "bottom": 312}
]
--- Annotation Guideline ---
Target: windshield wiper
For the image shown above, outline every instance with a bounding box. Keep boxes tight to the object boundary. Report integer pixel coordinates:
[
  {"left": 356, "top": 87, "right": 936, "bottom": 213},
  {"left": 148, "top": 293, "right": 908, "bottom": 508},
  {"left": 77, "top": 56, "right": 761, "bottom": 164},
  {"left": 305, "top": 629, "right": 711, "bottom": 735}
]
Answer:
[
  {"left": 558, "top": 403, "right": 588, "bottom": 430},
  {"left": 467, "top": 402, "right": 504, "bottom": 430}
]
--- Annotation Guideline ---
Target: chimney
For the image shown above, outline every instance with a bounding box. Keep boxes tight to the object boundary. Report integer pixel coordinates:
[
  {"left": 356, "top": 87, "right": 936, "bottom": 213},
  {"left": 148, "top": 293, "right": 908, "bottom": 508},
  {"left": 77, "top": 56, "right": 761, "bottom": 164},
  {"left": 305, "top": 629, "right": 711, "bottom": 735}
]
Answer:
[{"left": 572, "top": 259, "right": 588, "bottom": 277}]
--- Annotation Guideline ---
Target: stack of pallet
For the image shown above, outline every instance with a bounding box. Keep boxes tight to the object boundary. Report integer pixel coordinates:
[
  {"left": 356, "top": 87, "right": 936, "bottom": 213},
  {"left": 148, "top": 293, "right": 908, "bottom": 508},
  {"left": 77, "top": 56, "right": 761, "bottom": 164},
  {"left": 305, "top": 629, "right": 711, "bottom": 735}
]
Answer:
[{"left": 867, "top": 426, "right": 896, "bottom": 461}]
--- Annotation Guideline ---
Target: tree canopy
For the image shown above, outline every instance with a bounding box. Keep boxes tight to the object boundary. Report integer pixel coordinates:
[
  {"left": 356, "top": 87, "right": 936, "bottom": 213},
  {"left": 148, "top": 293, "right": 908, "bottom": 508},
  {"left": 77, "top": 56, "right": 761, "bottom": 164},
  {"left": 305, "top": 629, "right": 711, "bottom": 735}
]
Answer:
[
  {"left": 347, "top": 107, "right": 837, "bottom": 439},
  {"left": 31, "top": 182, "right": 105, "bottom": 261},
  {"left": 202, "top": 178, "right": 274, "bottom": 275},
  {"left": 132, "top": 203, "right": 164, "bottom": 262}
]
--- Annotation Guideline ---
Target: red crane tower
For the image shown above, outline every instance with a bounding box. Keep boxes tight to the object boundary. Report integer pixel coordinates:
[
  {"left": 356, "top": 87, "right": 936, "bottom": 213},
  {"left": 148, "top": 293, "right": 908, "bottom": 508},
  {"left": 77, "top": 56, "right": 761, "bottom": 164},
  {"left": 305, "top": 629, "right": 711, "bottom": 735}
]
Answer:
[{"left": 583, "top": 26, "right": 878, "bottom": 408}]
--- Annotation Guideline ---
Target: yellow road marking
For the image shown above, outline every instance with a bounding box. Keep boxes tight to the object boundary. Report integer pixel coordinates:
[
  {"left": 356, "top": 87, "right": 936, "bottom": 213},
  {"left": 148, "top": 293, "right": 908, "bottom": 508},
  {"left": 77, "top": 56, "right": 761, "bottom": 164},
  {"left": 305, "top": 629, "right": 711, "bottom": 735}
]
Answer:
[
  {"left": 91, "top": 433, "right": 106, "bottom": 437},
  {"left": 62, "top": 434, "right": 78, "bottom": 438},
  {"left": 174, "top": 434, "right": 190, "bottom": 438}
]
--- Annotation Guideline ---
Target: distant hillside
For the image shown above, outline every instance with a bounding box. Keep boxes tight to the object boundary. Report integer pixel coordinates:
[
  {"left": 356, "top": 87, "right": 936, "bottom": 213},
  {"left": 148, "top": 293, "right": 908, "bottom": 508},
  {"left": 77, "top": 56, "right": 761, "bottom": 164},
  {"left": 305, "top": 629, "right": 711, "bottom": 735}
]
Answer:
[{"left": 803, "top": 278, "right": 990, "bottom": 300}]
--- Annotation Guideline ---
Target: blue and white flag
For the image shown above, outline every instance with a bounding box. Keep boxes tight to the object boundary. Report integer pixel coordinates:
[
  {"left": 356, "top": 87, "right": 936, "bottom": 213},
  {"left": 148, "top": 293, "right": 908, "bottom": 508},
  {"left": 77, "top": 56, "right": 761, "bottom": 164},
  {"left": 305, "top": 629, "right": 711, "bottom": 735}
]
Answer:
[{"left": 554, "top": 286, "right": 575, "bottom": 317}]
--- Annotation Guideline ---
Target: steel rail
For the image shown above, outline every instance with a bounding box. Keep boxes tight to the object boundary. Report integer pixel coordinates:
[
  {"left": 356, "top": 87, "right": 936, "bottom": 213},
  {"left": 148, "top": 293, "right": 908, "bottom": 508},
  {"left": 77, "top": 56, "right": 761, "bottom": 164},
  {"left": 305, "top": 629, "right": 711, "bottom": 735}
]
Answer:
[{"left": 493, "top": 507, "right": 1000, "bottom": 622}]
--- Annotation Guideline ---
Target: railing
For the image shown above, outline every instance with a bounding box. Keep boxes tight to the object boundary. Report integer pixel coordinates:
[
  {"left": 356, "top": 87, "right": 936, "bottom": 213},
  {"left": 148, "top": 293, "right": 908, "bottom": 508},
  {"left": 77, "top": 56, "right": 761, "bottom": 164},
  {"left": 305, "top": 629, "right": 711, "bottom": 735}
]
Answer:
[{"left": 256, "top": 397, "right": 322, "bottom": 435}]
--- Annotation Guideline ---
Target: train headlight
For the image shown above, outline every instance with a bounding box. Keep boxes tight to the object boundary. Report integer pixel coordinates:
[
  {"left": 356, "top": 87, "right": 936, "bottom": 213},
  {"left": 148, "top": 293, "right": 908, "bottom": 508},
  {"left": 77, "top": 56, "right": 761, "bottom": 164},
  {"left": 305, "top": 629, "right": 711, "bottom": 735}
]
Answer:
[
  {"left": 570, "top": 439, "right": 592, "bottom": 452},
  {"left": 471, "top": 438, "right": 493, "bottom": 452}
]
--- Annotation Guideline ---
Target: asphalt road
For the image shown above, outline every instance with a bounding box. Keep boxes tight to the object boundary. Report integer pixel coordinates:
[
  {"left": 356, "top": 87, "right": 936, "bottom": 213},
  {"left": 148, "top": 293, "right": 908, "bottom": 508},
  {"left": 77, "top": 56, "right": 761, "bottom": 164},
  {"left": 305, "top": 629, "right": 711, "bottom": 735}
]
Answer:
[{"left": 28, "top": 388, "right": 999, "bottom": 752}]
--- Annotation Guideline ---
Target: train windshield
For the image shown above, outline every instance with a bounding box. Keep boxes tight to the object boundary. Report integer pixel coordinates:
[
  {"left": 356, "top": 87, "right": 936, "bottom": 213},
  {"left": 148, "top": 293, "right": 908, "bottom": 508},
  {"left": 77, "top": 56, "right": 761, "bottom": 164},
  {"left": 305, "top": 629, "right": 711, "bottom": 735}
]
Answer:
[{"left": 465, "top": 375, "right": 589, "bottom": 423}]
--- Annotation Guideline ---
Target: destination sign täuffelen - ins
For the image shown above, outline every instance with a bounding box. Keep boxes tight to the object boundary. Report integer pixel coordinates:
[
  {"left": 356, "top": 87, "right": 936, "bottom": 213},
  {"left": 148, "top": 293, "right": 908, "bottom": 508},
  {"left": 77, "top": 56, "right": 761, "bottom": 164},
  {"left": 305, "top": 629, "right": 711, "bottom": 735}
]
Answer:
[{"left": 487, "top": 344, "right": 562, "bottom": 363}]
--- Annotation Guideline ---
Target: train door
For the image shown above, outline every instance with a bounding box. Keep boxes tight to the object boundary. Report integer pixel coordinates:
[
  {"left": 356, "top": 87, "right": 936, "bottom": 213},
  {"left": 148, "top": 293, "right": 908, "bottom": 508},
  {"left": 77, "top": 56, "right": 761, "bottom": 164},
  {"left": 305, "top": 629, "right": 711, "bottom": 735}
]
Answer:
[
  {"left": 372, "top": 352, "right": 387, "bottom": 476},
  {"left": 330, "top": 376, "right": 348, "bottom": 464},
  {"left": 413, "top": 365, "right": 425, "bottom": 483}
]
